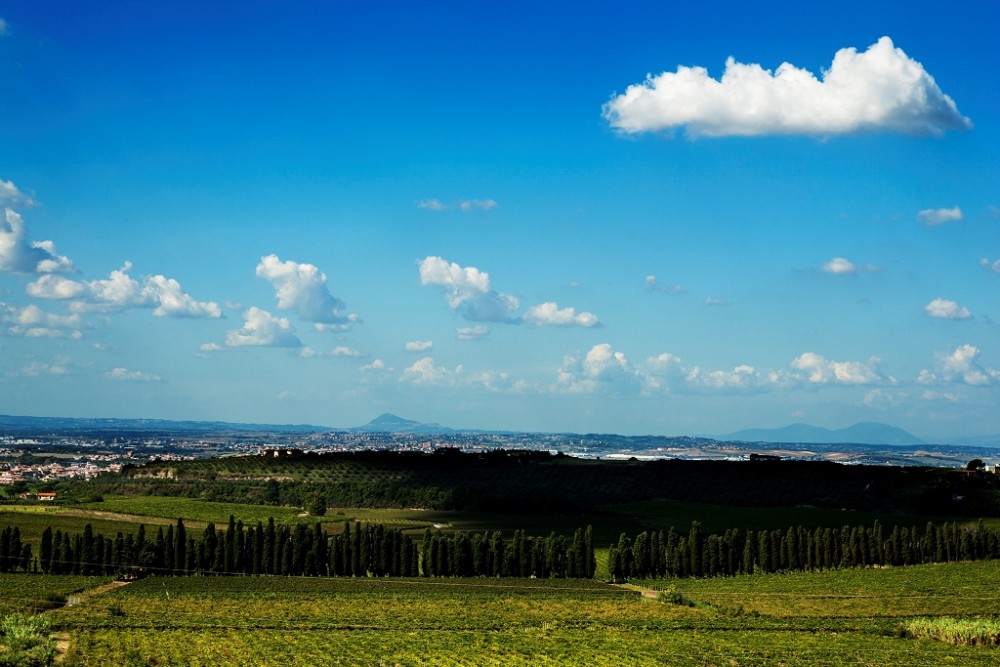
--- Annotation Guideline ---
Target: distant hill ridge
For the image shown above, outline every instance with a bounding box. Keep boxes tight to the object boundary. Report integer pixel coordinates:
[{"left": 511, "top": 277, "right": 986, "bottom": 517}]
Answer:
[
  {"left": 351, "top": 413, "right": 454, "bottom": 434},
  {"left": 723, "top": 421, "right": 923, "bottom": 446}
]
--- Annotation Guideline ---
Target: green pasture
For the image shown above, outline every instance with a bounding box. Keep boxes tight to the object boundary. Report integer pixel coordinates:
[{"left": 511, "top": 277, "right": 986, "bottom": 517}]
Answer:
[
  {"left": 0, "top": 574, "right": 111, "bottom": 615},
  {"left": 34, "top": 560, "right": 1000, "bottom": 666}
]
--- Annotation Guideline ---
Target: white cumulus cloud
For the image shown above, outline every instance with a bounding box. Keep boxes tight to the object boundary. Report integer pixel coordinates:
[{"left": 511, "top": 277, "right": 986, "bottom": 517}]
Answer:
[
  {"left": 918, "top": 344, "right": 999, "bottom": 386},
  {"left": 604, "top": 36, "right": 970, "bottom": 138},
  {"left": 1, "top": 208, "right": 75, "bottom": 274},
  {"left": 1, "top": 302, "right": 83, "bottom": 338},
  {"left": 401, "top": 356, "right": 457, "bottom": 386},
  {"left": 256, "top": 254, "right": 354, "bottom": 326},
  {"left": 419, "top": 256, "right": 519, "bottom": 322},
  {"left": 917, "top": 206, "right": 963, "bottom": 226},
  {"left": 405, "top": 340, "right": 433, "bottom": 352},
  {"left": 0, "top": 180, "right": 33, "bottom": 207},
  {"left": 924, "top": 298, "right": 971, "bottom": 320},
  {"left": 225, "top": 307, "right": 302, "bottom": 348},
  {"left": 42, "top": 262, "right": 221, "bottom": 318},
  {"left": 523, "top": 302, "right": 600, "bottom": 328},
  {"left": 556, "top": 343, "right": 642, "bottom": 394},
  {"left": 790, "top": 352, "right": 885, "bottom": 385}
]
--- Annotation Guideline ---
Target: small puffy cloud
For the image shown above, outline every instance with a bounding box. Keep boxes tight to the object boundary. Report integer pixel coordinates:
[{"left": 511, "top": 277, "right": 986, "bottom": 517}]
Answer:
[
  {"left": 361, "top": 358, "right": 387, "bottom": 372},
  {"left": 556, "top": 343, "right": 642, "bottom": 394},
  {"left": 256, "top": 254, "right": 354, "bottom": 326},
  {"left": 917, "top": 206, "right": 963, "bottom": 226},
  {"left": 400, "top": 356, "right": 457, "bottom": 386},
  {"left": 199, "top": 342, "right": 222, "bottom": 352},
  {"left": 419, "top": 256, "right": 519, "bottom": 322},
  {"left": 1, "top": 208, "right": 75, "bottom": 274},
  {"left": 145, "top": 275, "right": 222, "bottom": 318},
  {"left": 821, "top": 257, "right": 879, "bottom": 275},
  {"left": 790, "top": 352, "right": 884, "bottom": 385},
  {"left": 331, "top": 345, "right": 364, "bottom": 358},
  {"left": 604, "top": 36, "right": 970, "bottom": 138},
  {"left": 417, "top": 199, "right": 448, "bottom": 211},
  {"left": 105, "top": 367, "right": 162, "bottom": 382},
  {"left": 704, "top": 297, "right": 731, "bottom": 306},
  {"left": 458, "top": 199, "right": 497, "bottom": 211},
  {"left": 225, "top": 307, "right": 301, "bottom": 348},
  {"left": 979, "top": 258, "right": 1000, "bottom": 274},
  {"left": 1, "top": 302, "right": 83, "bottom": 338},
  {"left": 924, "top": 298, "right": 971, "bottom": 320},
  {"left": 523, "top": 302, "right": 600, "bottom": 328},
  {"left": 918, "top": 344, "right": 999, "bottom": 386},
  {"left": 405, "top": 340, "right": 433, "bottom": 352},
  {"left": 645, "top": 275, "right": 684, "bottom": 293},
  {"left": 26, "top": 275, "right": 87, "bottom": 299},
  {"left": 456, "top": 325, "right": 489, "bottom": 341}
]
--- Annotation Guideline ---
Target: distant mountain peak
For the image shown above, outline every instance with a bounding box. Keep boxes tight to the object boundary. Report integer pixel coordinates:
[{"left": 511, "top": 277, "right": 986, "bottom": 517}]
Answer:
[{"left": 355, "top": 413, "right": 452, "bottom": 434}]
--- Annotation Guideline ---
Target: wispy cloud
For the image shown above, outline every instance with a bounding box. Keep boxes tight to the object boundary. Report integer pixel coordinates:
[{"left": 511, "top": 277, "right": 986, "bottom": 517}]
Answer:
[
  {"left": 820, "top": 257, "right": 879, "bottom": 275},
  {"left": 917, "top": 206, "right": 963, "bottom": 226},
  {"left": 924, "top": 298, "right": 971, "bottom": 320},
  {"left": 0, "top": 17, "right": 9, "bottom": 36},
  {"left": 105, "top": 367, "right": 162, "bottom": 382},
  {"left": 417, "top": 199, "right": 497, "bottom": 212},
  {"left": 979, "top": 258, "right": 1000, "bottom": 274},
  {"left": 604, "top": 37, "right": 970, "bottom": 138},
  {"left": 456, "top": 325, "right": 489, "bottom": 341},
  {"left": 645, "top": 275, "right": 685, "bottom": 294}
]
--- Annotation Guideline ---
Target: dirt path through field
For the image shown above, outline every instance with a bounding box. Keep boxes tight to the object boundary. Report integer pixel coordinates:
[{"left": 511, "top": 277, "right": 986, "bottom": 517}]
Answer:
[
  {"left": 51, "top": 579, "right": 132, "bottom": 664},
  {"left": 59, "top": 508, "right": 210, "bottom": 530},
  {"left": 612, "top": 583, "right": 659, "bottom": 599}
]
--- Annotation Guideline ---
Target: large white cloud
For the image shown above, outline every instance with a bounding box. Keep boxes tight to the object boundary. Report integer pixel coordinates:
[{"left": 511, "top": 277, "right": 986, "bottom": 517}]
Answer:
[
  {"left": 419, "top": 256, "right": 519, "bottom": 322},
  {"left": 918, "top": 344, "right": 999, "bottom": 386},
  {"left": 917, "top": 206, "right": 963, "bottom": 226},
  {"left": 30, "top": 262, "right": 221, "bottom": 319},
  {"left": 256, "top": 254, "right": 354, "bottom": 326},
  {"left": 523, "top": 302, "right": 600, "bottom": 327},
  {"left": 604, "top": 36, "right": 970, "bottom": 138},
  {"left": 1, "top": 208, "right": 75, "bottom": 274},
  {"left": 924, "top": 298, "right": 971, "bottom": 320},
  {"left": 225, "top": 307, "right": 302, "bottom": 348}
]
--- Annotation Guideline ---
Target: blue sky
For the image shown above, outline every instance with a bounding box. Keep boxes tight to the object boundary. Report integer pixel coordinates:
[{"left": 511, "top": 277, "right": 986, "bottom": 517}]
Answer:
[{"left": 1, "top": 1, "right": 998, "bottom": 438}]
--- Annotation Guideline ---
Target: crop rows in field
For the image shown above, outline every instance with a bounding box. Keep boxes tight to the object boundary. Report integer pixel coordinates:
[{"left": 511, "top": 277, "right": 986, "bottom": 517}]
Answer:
[
  {"left": 0, "top": 573, "right": 110, "bottom": 614},
  {"left": 51, "top": 566, "right": 1000, "bottom": 666}
]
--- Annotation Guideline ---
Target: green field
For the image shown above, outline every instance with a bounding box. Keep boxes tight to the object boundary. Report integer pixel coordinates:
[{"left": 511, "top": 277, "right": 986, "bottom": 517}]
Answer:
[{"left": 29, "top": 560, "right": 1000, "bottom": 665}]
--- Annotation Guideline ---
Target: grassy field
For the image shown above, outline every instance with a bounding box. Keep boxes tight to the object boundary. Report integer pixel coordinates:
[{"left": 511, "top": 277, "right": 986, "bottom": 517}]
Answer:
[
  {"left": 0, "top": 574, "right": 112, "bottom": 615},
  {"left": 32, "top": 560, "right": 1000, "bottom": 666}
]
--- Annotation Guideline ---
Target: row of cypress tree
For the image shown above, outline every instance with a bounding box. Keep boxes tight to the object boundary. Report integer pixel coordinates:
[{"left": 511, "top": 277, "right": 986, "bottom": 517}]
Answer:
[
  {"left": 608, "top": 520, "right": 1000, "bottom": 580},
  {"left": 5, "top": 518, "right": 595, "bottom": 579},
  {"left": 420, "top": 526, "right": 596, "bottom": 578}
]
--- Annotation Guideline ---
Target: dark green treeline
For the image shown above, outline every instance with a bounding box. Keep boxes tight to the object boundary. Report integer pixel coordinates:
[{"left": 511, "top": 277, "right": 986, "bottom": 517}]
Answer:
[
  {"left": 609, "top": 520, "right": 1000, "bottom": 580},
  {"left": 2, "top": 518, "right": 595, "bottom": 579}
]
